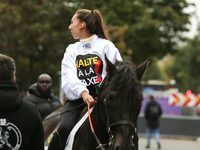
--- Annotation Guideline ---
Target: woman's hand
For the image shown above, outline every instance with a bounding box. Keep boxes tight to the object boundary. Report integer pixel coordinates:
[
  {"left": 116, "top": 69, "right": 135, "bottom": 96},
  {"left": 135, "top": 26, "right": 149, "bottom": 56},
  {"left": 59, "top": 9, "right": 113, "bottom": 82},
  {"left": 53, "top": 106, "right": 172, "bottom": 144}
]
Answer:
[{"left": 81, "top": 91, "right": 95, "bottom": 105}]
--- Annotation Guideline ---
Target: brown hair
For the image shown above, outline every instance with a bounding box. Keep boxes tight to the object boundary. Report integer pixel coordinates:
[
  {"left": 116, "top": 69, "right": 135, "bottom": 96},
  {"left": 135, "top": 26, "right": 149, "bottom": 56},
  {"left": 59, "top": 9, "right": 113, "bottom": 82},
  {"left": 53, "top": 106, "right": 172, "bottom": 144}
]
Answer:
[
  {"left": 0, "top": 54, "right": 16, "bottom": 80},
  {"left": 75, "top": 9, "right": 108, "bottom": 39}
]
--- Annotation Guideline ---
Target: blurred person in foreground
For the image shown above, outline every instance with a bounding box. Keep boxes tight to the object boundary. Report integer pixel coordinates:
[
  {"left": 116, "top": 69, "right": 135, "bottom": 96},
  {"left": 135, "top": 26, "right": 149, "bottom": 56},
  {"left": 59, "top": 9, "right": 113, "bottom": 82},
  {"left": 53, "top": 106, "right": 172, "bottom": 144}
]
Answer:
[
  {"left": 144, "top": 95, "right": 162, "bottom": 149},
  {"left": 0, "top": 53, "right": 44, "bottom": 150},
  {"left": 23, "top": 73, "right": 61, "bottom": 120}
]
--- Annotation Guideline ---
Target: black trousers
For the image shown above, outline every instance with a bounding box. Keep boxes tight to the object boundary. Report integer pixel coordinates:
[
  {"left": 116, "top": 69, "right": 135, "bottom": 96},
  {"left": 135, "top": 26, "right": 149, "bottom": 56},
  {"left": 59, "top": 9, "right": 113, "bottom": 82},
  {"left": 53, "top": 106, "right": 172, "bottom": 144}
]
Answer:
[{"left": 48, "top": 99, "right": 85, "bottom": 150}]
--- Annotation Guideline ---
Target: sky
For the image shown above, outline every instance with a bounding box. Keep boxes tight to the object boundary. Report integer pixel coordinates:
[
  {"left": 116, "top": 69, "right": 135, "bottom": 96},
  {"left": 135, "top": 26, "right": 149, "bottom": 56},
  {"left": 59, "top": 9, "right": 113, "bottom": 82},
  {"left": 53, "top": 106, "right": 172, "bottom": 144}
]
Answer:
[{"left": 185, "top": 0, "right": 200, "bottom": 38}]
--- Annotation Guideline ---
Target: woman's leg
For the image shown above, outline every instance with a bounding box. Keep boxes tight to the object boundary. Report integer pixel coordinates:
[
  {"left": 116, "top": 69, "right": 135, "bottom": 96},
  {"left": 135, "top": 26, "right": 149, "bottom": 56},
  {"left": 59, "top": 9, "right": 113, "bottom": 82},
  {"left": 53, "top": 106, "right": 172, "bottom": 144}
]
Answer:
[{"left": 48, "top": 100, "right": 84, "bottom": 150}]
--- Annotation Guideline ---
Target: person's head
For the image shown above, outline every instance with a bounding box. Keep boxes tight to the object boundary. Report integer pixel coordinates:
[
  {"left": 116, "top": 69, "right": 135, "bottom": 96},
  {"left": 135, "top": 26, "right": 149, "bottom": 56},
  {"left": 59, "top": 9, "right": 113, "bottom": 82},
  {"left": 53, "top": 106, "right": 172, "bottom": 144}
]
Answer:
[
  {"left": 149, "top": 95, "right": 155, "bottom": 101},
  {"left": 0, "top": 54, "right": 16, "bottom": 82},
  {"left": 37, "top": 73, "right": 52, "bottom": 95},
  {"left": 68, "top": 9, "right": 108, "bottom": 40}
]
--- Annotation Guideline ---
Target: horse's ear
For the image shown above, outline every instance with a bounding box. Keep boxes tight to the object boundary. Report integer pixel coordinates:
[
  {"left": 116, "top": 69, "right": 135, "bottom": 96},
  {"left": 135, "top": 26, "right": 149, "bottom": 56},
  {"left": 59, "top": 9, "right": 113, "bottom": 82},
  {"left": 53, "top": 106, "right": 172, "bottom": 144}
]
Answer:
[
  {"left": 136, "top": 59, "right": 150, "bottom": 81},
  {"left": 105, "top": 55, "right": 117, "bottom": 78}
]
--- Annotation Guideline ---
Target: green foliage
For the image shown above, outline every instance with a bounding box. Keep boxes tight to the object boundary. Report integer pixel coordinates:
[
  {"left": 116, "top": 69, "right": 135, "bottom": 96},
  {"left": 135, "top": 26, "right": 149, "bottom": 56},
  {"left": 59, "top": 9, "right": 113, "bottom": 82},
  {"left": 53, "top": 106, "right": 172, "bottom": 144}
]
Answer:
[
  {"left": 0, "top": 0, "right": 74, "bottom": 91},
  {"left": 127, "top": 0, "right": 190, "bottom": 63},
  {"left": 143, "top": 58, "right": 166, "bottom": 81},
  {"left": 0, "top": 0, "right": 192, "bottom": 93},
  {"left": 167, "top": 27, "right": 200, "bottom": 92}
]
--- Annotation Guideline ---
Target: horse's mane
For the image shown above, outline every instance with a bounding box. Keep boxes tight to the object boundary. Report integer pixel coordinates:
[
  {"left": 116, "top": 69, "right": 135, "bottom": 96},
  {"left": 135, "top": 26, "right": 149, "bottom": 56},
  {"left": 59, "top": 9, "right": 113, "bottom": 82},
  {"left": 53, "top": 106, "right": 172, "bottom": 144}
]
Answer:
[
  {"left": 99, "top": 60, "right": 143, "bottom": 122},
  {"left": 110, "top": 61, "right": 138, "bottom": 92}
]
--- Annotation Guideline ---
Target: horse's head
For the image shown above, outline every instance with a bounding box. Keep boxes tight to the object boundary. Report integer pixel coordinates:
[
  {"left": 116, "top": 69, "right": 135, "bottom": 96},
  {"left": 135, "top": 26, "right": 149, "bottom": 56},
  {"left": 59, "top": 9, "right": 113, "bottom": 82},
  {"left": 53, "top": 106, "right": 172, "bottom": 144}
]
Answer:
[{"left": 98, "top": 57, "right": 149, "bottom": 150}]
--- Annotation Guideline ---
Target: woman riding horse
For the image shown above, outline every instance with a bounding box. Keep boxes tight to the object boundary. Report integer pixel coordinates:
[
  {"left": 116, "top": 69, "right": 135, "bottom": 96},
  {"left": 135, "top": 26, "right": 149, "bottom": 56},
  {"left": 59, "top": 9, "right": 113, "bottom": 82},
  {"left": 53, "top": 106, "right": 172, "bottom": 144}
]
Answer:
[
  {"left": 44, "top": 58, "right": 149, "bottom": 150},
  {"left": 47, "top": 9, "right": 122, "bottom": 150}
]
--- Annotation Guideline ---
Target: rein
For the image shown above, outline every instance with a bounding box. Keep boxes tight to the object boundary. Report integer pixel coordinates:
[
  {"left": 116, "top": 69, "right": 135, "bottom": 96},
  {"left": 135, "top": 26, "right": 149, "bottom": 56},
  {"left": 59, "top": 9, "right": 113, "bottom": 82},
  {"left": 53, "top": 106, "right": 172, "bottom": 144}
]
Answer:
[
  {"left": 43, "top": 103, "right": 85, "bottom": 121},
  {"left": 87, "top": 102, "right": 106, "bottom": 150},
  {"left": 87, "top": 98, "right": 136, "bottom": 150}
]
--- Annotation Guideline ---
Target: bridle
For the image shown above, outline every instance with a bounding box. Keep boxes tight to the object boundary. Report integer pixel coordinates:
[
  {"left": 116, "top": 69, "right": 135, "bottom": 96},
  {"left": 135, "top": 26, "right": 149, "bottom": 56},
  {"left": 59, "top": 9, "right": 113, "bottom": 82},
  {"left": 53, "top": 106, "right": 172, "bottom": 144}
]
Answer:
[
  {"left": 103, "top": 98, "right": 136, "bottom": 149},
  {"left": 87, "top": 96, "right": 137, "bottom": 150}
]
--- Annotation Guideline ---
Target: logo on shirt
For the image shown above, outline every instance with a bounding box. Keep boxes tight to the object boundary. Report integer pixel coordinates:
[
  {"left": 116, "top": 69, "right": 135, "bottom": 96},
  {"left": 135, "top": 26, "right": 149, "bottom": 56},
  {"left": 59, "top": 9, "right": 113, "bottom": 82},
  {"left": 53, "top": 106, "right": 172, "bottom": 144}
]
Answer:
[
  {"left": 76, "top": 54, "right": 103, "bottom": 87},
  {"left": 0, "top": 119, "right": 22, "bottom": 150}
]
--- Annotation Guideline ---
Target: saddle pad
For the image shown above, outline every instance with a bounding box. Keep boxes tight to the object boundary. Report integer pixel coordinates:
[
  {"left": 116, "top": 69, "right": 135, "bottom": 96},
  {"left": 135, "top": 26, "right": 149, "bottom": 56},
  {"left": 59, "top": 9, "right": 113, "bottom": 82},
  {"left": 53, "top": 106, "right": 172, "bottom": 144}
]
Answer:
[{"left": 64, "top": 107, "right": 94, "bottom": 150}]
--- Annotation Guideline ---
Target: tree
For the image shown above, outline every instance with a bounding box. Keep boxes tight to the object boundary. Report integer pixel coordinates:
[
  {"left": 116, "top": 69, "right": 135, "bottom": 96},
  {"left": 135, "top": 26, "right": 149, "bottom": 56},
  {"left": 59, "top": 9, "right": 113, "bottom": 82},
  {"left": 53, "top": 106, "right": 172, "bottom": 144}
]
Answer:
[
  {"left": 0, "top": 0, "right": 75, "bottom": 91},
  {"left": 167, "top": 26, "right": 200, "bottom": 92},
  {"left": 0, "top": 0, "right": 192, "bottom": 92},
  {"left": 121, "top": 0, "right": 190, "bottom": 63},
  {"left": 63, "top": 0, "right": 191, "bottom": 63}
]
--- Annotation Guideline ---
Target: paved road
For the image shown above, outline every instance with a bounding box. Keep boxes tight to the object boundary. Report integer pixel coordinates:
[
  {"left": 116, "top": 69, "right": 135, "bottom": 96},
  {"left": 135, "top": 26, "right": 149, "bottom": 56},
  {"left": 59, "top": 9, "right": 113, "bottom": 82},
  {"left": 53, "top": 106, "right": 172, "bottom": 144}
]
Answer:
[
  {"left": 139, "top": 137, "right": 200, "bottom": 150},
  {"left": 45, "top": 137, "right": 200, "bottom": 150}
]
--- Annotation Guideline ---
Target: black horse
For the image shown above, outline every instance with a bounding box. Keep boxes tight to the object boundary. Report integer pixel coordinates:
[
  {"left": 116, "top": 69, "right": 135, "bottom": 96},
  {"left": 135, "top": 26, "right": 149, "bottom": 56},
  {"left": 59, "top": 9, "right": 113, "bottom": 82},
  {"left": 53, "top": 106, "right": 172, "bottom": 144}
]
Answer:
[{"left": 71, "top": 58, "right": 149, "bottom": 150}]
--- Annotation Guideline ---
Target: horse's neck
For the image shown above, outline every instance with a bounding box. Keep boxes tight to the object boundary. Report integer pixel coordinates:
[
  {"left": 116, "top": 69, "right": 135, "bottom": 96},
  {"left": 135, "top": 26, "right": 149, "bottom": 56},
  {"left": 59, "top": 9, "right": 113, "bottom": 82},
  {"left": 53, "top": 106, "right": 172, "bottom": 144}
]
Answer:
[{"left": 91, "top": 105, "right": 108, "bottom": 141}]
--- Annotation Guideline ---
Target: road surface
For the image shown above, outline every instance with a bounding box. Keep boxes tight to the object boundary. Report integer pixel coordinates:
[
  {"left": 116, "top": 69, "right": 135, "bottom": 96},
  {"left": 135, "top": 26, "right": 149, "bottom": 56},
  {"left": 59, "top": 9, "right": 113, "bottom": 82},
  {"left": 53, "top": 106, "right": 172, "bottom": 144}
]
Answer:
[
  {"left": 139, "top": 137, "right": 200, "bottom": 150},
  {"left": 45, "top": 137, "right": 200, "bottom": 150}
]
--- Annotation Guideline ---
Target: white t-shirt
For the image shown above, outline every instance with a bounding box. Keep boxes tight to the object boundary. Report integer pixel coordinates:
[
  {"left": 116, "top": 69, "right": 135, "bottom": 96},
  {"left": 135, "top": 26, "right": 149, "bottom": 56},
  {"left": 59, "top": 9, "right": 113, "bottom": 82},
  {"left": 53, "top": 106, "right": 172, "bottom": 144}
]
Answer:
[{"left": 61, "top": 34, "right": 122, "bottom": 100}]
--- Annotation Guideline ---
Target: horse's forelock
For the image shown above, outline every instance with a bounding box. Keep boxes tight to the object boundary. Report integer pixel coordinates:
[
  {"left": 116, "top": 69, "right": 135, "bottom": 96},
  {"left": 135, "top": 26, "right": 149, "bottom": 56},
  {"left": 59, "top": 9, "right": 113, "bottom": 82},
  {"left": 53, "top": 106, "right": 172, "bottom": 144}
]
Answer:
[{"left": 111, "top": 61, "right": 139, "bottom": 92}]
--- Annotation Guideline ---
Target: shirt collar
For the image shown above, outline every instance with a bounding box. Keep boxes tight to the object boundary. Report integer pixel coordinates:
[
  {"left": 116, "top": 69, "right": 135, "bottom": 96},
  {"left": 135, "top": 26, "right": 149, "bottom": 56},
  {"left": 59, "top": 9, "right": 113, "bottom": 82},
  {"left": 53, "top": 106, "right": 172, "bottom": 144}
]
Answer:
[
  {"left": 80, "top": 34, "right": 98, "bottom": 49},
  {"left": 80, "top": 34, "right": 97, "bottom": 43}
]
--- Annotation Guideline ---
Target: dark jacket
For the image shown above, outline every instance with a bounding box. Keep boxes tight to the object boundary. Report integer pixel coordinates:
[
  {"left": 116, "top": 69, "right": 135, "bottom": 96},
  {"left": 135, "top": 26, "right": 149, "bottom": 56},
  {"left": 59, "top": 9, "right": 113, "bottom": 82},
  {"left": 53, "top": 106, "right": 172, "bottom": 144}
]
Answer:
[
  {"left": 23, "top": 83, "right": 61, "bottom": 120},
  {"left": 0, "top": 80, "right": 44, "bottom": 150},
  {"left": 144, "top": 99, "right": 162, "bottom": 129}
]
